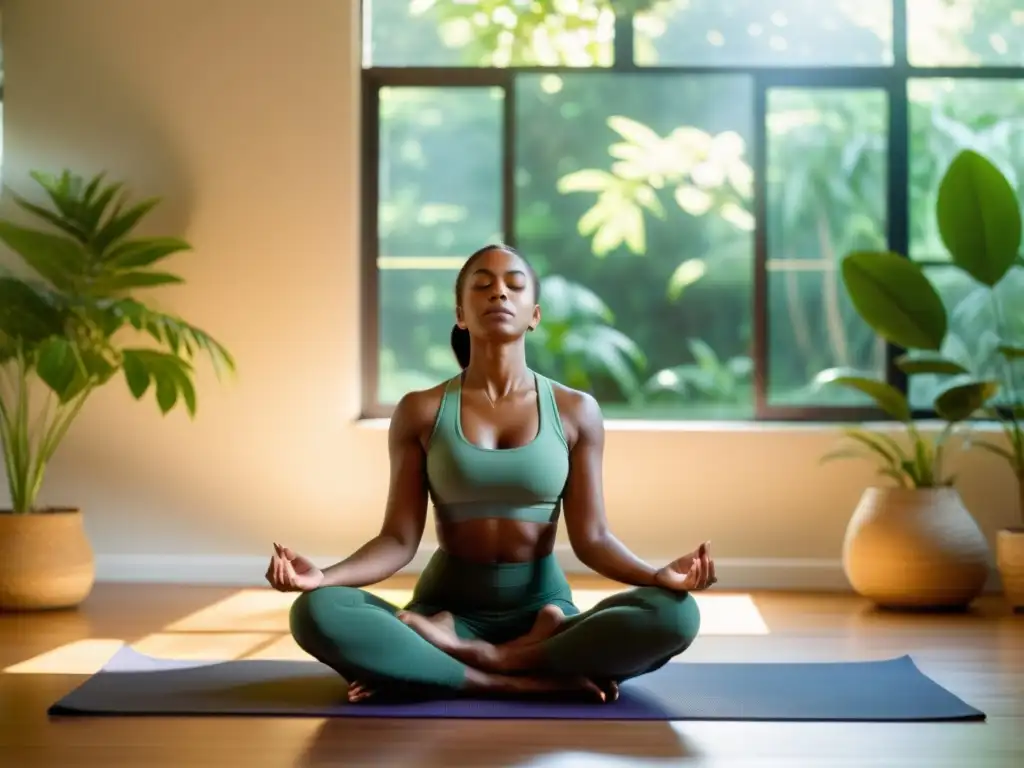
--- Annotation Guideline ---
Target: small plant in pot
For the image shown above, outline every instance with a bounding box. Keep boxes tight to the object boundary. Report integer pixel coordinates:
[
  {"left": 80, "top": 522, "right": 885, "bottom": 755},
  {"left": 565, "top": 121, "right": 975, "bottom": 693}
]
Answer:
[
  {"left": 817, "top": 148, "right": 1024, "bottom": 610},
  {"left": 0, "top": 170, "right": 234, "bottom": 611}
]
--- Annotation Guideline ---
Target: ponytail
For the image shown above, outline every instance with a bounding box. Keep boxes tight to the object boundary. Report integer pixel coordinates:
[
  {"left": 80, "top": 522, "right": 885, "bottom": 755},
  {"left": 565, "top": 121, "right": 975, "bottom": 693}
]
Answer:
[{"left": 451, "top": 324, "right": 471, "bottom": 369}]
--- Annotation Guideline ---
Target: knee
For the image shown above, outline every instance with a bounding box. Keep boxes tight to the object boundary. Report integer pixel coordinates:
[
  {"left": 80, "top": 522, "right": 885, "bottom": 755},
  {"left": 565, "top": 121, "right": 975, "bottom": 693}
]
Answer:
[
  {"left": 288, "top": 587, "right": 359, "bottom": 651},
  {"left": 634, "top": 587, "right": 701, "bottom": 649}
]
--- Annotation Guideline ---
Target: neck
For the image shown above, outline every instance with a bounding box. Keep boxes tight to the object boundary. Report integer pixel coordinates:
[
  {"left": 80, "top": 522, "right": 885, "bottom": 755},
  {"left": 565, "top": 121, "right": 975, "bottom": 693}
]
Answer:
[{"left": 463, "top": 341, "right": 531, "bottom": 397}]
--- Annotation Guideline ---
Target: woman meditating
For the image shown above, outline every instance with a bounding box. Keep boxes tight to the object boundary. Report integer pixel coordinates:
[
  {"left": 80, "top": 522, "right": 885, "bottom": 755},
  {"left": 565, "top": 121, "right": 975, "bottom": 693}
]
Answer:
[{"left": 266, "top": 244, "right": 716, "bottom": 703}]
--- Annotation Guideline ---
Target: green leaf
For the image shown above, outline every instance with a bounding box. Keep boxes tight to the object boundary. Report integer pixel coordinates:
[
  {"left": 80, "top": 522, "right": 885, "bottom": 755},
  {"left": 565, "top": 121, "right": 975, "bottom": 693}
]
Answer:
[
  {"left": 820, "top": 448, "right": 867, "bottom": 464},
  {"left": 841, "top": 251, "right": 947, "bottom": 351},
  {"left": 120, "top": 349, "right": 197, "bottom": 417},
  {"left": 105, "top": 237, "right": 191, "bottom": 269},
  {"left": 936, "top": 149, "right": 1022, "bottom": 287},
  {"left": 970, "top": 438, "right": 1015, "bottom": 463},
  {"left": 933, "top": 376, "right": 1000, "bottom": 422},
  {"left": 0, "top": 278, "right": 65, "bottom": 343},
  {"left": 997, "top": 344, "right": 1024, "bottom": 360},
  {"left": 894, "top": 351, "right": 968, "bottom": 376},
  {"left": 122, "top": 352, "right": 151, "bottom": 399},
  {"left": 12, "top": 194, "right": 88, "bottom": 241},
  {"left": 90, "top": 271, "right": 184, "bottom": 293},
  {"left": 93, "top": 197, "right": 160, "bottom": 254},
  {"left": 815, "top": 368, "right": 911, "bottom": 421},
  {"left": 841, "top": 427, "right": 903, "bottom": 467},
  {"left": 35, "top": 337, "right": 79, "bottom": 400},
  {"left": 667, "top": 259, "right": 707, "bottom": 301},
  {"left": 0, "top": 221, "right": 88, "bottom": 289}
]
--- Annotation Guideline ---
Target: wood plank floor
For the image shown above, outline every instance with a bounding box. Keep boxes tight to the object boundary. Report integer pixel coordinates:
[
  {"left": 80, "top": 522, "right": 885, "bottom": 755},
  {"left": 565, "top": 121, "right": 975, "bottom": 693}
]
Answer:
[{"left": 1, "top": 577, "right": 1021, "bottom": 767}]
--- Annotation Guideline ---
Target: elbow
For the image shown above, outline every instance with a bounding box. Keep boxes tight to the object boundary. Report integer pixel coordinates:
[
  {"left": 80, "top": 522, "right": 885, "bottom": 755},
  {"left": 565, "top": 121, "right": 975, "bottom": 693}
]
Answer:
[{"left": 571, "top": 529, "right": 609, "bottom": 566}]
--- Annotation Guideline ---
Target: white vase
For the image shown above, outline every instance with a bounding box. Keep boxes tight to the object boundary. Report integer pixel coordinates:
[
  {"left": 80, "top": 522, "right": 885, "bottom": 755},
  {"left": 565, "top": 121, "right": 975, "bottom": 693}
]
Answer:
[{"left": 843, "top": 487, "right": 990, "bottom": 610}]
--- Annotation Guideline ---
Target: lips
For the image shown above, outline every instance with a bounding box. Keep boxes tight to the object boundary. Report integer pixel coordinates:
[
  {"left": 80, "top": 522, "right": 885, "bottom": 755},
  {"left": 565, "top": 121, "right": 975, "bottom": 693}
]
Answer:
[{"left": 484, "top": 308, "right": 514, "bottom": 318}]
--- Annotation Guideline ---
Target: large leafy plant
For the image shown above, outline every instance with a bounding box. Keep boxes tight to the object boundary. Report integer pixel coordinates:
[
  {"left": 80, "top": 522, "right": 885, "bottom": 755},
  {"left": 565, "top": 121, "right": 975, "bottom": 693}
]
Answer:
[
  {"left": 818, "top": 149, "right": 1022, "bottom": 493},
  {"left": 0, "top": 171, "right": 234, "bottom": 515}
]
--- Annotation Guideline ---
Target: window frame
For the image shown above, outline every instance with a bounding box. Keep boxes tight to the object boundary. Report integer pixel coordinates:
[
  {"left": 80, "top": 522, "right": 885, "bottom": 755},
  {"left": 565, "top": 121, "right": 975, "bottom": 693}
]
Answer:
[{"left": 359, "top": 0, "right": 1024, "bottom": 421}]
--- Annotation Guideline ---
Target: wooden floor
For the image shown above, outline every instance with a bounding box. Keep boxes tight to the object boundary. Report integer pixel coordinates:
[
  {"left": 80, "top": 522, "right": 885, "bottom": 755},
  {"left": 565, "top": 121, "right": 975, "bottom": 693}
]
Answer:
[{"left": 1, "top": 577, "right": 1022, "bottom": 767}]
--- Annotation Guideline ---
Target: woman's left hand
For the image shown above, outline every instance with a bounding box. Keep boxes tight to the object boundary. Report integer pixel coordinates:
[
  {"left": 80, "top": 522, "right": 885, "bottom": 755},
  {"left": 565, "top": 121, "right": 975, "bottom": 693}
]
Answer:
[{"left": 654, "top": 541, "right": 717, "bottom": 592}]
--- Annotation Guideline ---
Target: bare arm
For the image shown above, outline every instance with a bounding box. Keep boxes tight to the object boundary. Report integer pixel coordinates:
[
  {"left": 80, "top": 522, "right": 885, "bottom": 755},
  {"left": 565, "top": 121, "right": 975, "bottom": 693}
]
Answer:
[
  {"left": 319, "top": 392, "right": 430, "bottom": 588},
  {"left": 561, "top": 391, "right": 660, "bottom": 587}
]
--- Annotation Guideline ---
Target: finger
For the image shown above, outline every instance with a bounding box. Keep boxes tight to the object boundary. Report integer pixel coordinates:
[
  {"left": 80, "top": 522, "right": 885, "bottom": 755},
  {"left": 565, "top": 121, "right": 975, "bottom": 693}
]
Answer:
[
  {"left": 707, "top": 556, "right": 717, "bottom": 586},
  {"left": 700, "top": 553, "right": 710, "bottom": 589},
  {"left": 691, "top": 557, "right": 702, "bottom": 590},
  {"left": 283, "top": 560, "right": 298, "bottom": 589},
  {"left": 607, "top": 681, "right": 620, "bottom": 702}
]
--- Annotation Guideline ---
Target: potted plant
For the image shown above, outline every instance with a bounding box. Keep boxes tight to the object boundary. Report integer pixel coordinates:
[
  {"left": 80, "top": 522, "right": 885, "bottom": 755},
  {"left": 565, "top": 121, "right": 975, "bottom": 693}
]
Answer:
[
  {"left": 0, "top": 170, "right": 234, "bottom": 611},
  {"left": 817, "top": 148, "right": 1024, "bottom": 610}
]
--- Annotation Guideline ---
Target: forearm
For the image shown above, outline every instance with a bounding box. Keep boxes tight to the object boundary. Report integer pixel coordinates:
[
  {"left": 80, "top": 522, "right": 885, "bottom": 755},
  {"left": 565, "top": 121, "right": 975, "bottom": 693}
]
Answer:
[
  {"left": 320, "top": 534, "right": 415, "bottom": 588},
  {"left": 574, "top": 531, "right": 660, "bottom": 587}
]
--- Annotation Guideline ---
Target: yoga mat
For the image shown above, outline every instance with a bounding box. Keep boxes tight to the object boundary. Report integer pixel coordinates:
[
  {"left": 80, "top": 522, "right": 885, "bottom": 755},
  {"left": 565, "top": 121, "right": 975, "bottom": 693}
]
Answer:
[{"left": 48, "top": 645, "right": 984, "bottom": 722}]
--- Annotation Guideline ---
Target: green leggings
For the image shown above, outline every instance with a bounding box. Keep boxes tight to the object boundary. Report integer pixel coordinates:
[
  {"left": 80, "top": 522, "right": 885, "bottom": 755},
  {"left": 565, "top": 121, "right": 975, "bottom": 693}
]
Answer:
[{"left": 289, "top": 549, "right": 700, "bottom": 691}]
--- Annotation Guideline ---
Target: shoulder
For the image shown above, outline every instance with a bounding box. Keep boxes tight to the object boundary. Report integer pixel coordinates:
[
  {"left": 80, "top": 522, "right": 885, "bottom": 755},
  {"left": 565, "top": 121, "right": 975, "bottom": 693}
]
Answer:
[
  {"left": 547, "top": 378, "right": 604, "bottom": 447},
  {"left": 390, "top": 378, "right": 452, "bottom": 445}
]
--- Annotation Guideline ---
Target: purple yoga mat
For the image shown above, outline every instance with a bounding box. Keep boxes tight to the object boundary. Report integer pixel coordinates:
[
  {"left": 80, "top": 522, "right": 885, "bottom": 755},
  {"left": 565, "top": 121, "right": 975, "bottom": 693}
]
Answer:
[{"left": 48, "top": 645, "right": 985, "bottom": 721}]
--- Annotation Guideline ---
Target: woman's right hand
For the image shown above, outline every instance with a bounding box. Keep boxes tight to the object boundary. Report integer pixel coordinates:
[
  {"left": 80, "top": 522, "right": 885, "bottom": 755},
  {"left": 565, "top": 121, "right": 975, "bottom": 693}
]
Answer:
[{"left": 265, "top": 543, "right": 324, "bottom": 592}]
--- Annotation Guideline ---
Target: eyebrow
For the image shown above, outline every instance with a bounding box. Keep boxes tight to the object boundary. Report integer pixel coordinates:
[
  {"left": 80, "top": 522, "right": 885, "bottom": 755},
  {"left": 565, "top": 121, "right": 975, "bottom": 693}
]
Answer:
[{"left": 471, "top": 268, "right": 526, "bottom": 278}]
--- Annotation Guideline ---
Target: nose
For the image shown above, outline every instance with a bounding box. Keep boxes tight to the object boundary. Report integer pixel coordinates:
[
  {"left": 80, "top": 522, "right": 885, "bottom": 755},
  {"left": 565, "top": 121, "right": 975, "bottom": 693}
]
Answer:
[{"left": 489, "top": 282, "right": 508, "bottom": 301}]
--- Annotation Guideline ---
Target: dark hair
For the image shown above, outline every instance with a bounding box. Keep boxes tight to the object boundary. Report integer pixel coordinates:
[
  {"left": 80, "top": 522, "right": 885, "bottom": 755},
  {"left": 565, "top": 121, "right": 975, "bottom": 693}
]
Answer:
[{"left": 451, "top": 244, "right": 540, "bottom": 369}]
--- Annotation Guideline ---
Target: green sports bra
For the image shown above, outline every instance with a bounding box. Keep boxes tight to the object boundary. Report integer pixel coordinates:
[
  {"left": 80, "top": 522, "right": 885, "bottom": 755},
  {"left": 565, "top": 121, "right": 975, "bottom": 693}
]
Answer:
[{"left": 425, "top": 372, "right": 570, "bottom": 526}]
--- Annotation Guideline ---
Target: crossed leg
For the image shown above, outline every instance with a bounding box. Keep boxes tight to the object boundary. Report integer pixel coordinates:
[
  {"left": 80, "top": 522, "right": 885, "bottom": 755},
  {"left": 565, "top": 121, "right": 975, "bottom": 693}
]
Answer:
[
  {"left": 289, "top": 587, "right": 614, "bottom": 702},
  {"left": 399, "top": 586, "right": 701, "bottom": 684}
]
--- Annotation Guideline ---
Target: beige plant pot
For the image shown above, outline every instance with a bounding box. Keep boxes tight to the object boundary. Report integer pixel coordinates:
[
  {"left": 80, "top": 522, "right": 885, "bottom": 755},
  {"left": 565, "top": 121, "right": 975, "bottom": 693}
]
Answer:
[
  {"left": 0, "top": 507, "right": 95, "bottom": 611},
  {"left": 996, "top": 528, "right": 1024, "bottom": 612},
  {"left": 843, "top": 487, "right": 990, "bottom": 610}
]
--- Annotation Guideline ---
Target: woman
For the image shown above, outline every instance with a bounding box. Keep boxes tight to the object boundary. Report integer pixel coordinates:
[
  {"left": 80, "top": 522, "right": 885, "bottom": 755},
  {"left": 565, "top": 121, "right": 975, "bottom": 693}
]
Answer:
[{"left": 267, "top": 244, "right": 716, "bottom": 703}]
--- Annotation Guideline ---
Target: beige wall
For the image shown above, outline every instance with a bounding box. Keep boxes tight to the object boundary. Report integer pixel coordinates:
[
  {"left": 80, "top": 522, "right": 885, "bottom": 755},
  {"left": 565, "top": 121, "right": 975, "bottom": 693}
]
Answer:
[{"left": 1, "top": 0, "right": 1018, "bottom": 588}]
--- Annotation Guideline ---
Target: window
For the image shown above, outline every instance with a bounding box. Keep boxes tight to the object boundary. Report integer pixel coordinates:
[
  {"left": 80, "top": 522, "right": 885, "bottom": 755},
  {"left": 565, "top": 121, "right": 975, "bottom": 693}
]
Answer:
[{"left": 360, "top": 0, "right": 1024, "bottom": 421}]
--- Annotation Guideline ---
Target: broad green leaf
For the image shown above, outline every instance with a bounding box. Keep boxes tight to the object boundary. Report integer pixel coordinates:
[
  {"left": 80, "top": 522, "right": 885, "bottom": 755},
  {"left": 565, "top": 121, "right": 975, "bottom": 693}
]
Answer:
[
  {"left": 997, "top": 344, "right": 1024, "bottom": 360},
  {"left": 815, "top": 368, "right": 912, "bottom": 421},
  {"left": 0, "top": 221, "right": 88, "bottom": 289},
  {"left": 933, "top": 376, "right": 1000, "bottom": 422},
  {"left": 841, "top": 251, "right": 947, "bottom": 351},
  {"left": 106, "top": 237, "right": 191, "bottom": 269},
  {"left": 936, "top": 149, "right": 1022, "bottom": 287},
  {"left": 0, "top": 278, "right": 64, "bottom": 342},
  {"left": 122, "top": 351, "right": 151, "bottom": 398},
  {"left": 894, "top": 351, "right": 968, "bottom": 376},
  {"left": 36, "top": 337, "right": 79, "bottom": 400}
]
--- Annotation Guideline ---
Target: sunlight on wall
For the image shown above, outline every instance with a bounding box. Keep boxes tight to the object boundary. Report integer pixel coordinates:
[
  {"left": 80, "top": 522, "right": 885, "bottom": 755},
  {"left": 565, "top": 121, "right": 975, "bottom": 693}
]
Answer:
[{"left": 3, "top": 587, "right": 770, "bottom": 675}]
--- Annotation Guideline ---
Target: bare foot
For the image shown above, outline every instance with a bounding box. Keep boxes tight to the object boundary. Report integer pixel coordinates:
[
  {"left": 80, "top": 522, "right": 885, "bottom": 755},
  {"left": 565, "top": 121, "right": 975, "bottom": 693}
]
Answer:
[
  {"left": 347, "top": 680, "right": 374, "bottom": 703},
  {"left": 465, "top": 668, "right": 619, "bottom": 703},
  {"left": 503, "top": 604, "right": 566, "bottom": 648},
  {"left": 399, "top": 605, "right": 566, "bottom": 672}
]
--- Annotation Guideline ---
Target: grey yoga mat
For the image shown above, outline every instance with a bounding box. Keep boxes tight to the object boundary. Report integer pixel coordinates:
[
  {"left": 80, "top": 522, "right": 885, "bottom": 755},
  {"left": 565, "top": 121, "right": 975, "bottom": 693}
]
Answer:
[{"left": 48, "top": 645, "right": 985, "bottom": 721}]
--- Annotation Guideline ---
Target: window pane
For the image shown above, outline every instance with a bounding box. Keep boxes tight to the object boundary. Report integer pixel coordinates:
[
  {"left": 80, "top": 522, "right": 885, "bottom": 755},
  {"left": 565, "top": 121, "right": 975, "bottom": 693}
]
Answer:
[
  {"left": 363, "top": 0, "right": 614, "bottom": 68},
  {"left": 765, "top": 88, "right": 889, "bottom": 407},
  {"left": 377, "top": 86, "right": 503, "bottom": 405},
  {"left": 634, "top": 0, "right": 892, "bottom": 67},
  {"left": 909, "top": 79, "right": 1024, "bottom": 262},
  {"left": 909, "top": 0, "right": 1024, "bottom": 67},
  {"left": 909, "top": 266, "right": 1024, "bottom": 410},
  {"left": 515, "top": 73, "right": 755, "bottom": 419}
]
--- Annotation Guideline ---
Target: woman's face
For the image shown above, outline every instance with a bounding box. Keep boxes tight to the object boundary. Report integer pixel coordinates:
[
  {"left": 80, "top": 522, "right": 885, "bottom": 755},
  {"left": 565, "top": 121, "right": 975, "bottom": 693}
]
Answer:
[{"left": 456, "top": 248, "right": 540, "bottom": 342}]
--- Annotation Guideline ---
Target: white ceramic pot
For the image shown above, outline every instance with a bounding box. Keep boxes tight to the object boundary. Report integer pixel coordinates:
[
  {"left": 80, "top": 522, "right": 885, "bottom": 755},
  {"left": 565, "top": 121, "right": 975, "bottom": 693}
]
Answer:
[
  {"left": 996, "top": 528, "right": 1024, "bottom": 613},
  {"left": 843, "top": 487, "right": 990, "bottom": 610}
]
